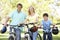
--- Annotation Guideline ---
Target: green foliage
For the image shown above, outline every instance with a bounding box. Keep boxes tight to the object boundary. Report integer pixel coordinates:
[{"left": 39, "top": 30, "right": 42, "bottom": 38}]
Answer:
[{"left": 0, "top": 0, "right": 60, "bottom": 23}]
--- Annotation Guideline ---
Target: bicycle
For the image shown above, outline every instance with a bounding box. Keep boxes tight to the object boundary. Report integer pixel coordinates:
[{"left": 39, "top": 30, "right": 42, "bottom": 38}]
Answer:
[
  {"left": 23, "top": 23, "right": 42, "bottom": 40},
  {"left": 1, "top": 23, "right": 60, "bottom": 40},
  {"left": 2, "top": 24, "right": 25, "bottom": 40},
  {"left": 39, "top": 23, "right": 60, "bottom": 40}
]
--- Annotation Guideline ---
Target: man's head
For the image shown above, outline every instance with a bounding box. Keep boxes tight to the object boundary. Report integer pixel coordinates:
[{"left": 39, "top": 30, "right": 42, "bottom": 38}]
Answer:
[
  {"left": 43, "top": 13, "right": 48, "bottom": 21},
  {"left": 17, "top": 3, "right": 23, "bottom": 12}
]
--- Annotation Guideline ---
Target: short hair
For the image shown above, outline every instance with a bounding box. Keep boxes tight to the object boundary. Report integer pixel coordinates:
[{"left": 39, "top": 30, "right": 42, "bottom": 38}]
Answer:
[
  {"left": 17, "top": 3, "right": 23, "bottom": 8},
  {"left": 43, "top": 13, "right": 48, "bottom": 17}
]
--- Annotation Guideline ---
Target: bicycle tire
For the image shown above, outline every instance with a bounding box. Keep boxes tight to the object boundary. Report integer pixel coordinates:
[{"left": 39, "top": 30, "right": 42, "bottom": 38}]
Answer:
[
  {"left": 36, "top": 33, "right": 42, "bottom": 40},
  {"left": 24, "top": 37, "right": 28, "bottom": 40},
  {"left": 24, "top": 32, "right": 31, "bottom": 40},
  {"left": 8, "top": 36, "right": 14, "bottom": 40}
]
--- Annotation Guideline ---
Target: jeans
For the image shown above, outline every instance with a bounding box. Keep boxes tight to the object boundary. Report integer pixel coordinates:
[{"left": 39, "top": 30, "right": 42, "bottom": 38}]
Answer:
[
  {"left": 43, "top": 32, "right": 52, "bottom": 40},
  {"left": 10, "top": 27, "right": 21, "bottom": 40},
  {"left": 29, "top": 30, "right": 38, "bottom": 40},
  {"left": 33, "top": 31, "right": 38, "bottom": 40}
]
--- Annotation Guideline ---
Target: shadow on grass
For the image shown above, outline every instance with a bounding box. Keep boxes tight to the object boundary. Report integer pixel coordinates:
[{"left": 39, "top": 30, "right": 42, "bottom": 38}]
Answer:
[
  {"left": 53, "top": 36, "right": 60, "bottom": 40},
  {"left": 0, "top": 38, "right": 7, "bottom": 40},
  {"left": 0, "top": 36, "right": 60, "bottom": 40},
  {"left": 0, "top": 31, "right": 60, "bottom": 40}
]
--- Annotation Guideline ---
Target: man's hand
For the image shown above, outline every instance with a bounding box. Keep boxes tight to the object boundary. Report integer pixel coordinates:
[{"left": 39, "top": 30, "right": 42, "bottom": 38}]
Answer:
[
  {"left": 2, "top": 17, "right": 10, "bottom": 27},
  {"left": 2, "top": 22, "right": 8, "bottom": 27}
]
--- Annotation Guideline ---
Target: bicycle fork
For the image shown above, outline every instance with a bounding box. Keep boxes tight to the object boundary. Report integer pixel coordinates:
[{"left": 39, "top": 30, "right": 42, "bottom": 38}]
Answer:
[
  {"left": 46, "top": 35, "right": 49, "bottom": 40},
  {"left": 25, "top": 33, "right": 31, "bottom": 40}
]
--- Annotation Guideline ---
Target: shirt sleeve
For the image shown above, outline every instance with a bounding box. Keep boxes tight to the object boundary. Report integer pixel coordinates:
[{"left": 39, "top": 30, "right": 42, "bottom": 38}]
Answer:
[
  {"left": 8, "top": 12, "right": 14, "bottom": 18},
  {"left": 24, "top": 15, "right": 27, "bottom": 19},
  {"left": 40, "top": 20, "right": 43, "bottom": 25},
  {"left": 35, "top": 13, "right": 39, "bottom": 18},
  {"left": 35, "top": 13, "right": 39, "bottom": 22},
  {"left": 49, "top": 20, "right": 52, "bottom": 25},
  {"left": 23, "top": 13, "right": 27, "bottom": 19}
]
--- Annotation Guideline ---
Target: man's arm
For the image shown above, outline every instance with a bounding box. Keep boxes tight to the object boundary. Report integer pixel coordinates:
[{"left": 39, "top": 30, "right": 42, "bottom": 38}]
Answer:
[
  {"left": 3, "top": 16, "right": 10, "bottom": 26},
  {"left": 3, "top": 11, "right": 14, "bottom": 26}
]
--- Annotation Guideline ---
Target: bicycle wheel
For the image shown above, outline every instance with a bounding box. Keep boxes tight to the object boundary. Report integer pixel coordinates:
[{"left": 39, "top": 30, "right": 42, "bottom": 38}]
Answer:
[
  {"left": 24, "top": 36, "right": 28, "bottom": 40},
  {"left": 24, "top": 33, "right": 31, "bottom": 40},
  {"left": 8, "top": 36, "right": 14, "bottom": 40},
  {"left": 36, "top": 33, "right": 42, "bottom": 40}
]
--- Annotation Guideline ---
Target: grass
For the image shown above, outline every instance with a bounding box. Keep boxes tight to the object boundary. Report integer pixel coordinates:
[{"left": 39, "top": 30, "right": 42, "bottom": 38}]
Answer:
[
  {"left": 53, "top": 36, "right": 60, "bottom": 40},
  {"left": 0, "top": 35, "right": 7, "bottom": 37},
  {"left": 0, "top": 25, "right": 60, "bottom": 40},
  {"left": 0, "top": 38, "right": 7, "bottom": 40},
  {"left": 0, "top": 36, "right": 60, "bottom": 40},
  {"left": 0, "top": 32, "right": 60, "bottom": 40}
]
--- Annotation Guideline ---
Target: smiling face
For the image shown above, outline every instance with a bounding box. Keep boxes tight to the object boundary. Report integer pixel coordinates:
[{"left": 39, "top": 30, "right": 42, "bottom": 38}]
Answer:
[
  {"left": 43, "top": 13, "right": 48, "bottom": 21},
  {"left": 17, "top": 5, "right": 22, "bottom": 11},
  {"left": 28, "top": 6, "right": 35, "bottom": 15},
  {"left": 17, "top": 3, "right": 22, "bottom": 12},
  {"left": 43, "top": 16, "right": 48, "bottom": 21},
  {"left": 29, "top": 7, "right": 34, "bottom": 12}
]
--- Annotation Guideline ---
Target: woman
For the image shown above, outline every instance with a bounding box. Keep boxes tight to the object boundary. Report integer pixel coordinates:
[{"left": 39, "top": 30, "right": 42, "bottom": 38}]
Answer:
[{"left": 26, "top": 6, "right": 39, "bottom": 40}]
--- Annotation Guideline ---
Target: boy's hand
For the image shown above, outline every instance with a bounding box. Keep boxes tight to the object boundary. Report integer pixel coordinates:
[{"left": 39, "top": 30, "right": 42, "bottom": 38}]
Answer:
[{"left": 53, "top": 24, "right": 56, "bottom": 27}]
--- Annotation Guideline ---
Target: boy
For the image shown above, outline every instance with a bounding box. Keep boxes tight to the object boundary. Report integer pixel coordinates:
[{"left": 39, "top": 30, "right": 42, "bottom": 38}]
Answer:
[{"left": 39, "top": 13, "right": 55, "bottom": 40}]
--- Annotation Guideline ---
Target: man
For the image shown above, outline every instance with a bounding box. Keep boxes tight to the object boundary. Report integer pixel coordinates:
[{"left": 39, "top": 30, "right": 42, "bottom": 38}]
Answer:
[{"left": 3, "top": 3, "right": 27, "bottom": 40}]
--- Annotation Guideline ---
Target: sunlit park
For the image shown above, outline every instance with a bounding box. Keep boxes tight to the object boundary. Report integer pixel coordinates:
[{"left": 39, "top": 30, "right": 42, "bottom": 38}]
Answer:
[{"left": 0, "top": 0, "right": 60, "bottom": 40}]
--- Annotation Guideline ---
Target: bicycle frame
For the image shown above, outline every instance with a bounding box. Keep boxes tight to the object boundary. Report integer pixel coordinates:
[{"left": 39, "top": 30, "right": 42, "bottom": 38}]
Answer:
[
  {"left": 1, "top": 22, "right": 42, "bottom": 40},
  {"left": 7, "top": 23, "right": 36, "bottom": 40},
  {"left": 24, "top": 22, "right": 41, "bottom": 40}
]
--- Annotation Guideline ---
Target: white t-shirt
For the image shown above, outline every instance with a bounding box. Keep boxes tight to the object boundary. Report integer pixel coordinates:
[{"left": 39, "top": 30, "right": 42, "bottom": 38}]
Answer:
[{"left": 26, "top": 13, "right": 39, "bottom": 28}]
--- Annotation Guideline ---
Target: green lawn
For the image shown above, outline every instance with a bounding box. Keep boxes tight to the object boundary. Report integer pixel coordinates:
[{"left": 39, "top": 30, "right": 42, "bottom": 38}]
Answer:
[
  {"left": 0, "top": 36, "right": 60, "bottom": 40},
  {"left": 53, "top": 36, "right": 60, "bottom": 40},
  {"left": 0, "top": 25, "right": 60, "bottom": 40},
  {"left": 0, "top": 38, "right": 7, "bottom": 40},
  {"left": 0, "top": 32, "right": 60, "bottom": 40}
]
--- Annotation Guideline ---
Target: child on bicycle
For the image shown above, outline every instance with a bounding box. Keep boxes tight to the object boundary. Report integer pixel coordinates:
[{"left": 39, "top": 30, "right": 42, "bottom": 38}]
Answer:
[{"left": 39, "top": 13, "right": 55, "bottom": 40}]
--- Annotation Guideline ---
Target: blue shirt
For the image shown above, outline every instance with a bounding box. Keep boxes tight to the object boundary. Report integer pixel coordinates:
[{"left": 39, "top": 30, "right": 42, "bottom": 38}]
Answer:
[
  {"left": 9, "top": 10, "right": 27, "bottom": 31},
  {"left": 41, "top": 20, "right": 52, "bottom": 32},
  {"left": 9, "top": 10, "right": 27, "bottom": 25}
]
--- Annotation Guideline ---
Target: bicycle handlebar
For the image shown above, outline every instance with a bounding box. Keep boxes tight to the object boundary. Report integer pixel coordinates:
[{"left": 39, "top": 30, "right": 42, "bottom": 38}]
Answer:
[
  {"left": 23, "top": 22, "right": 37, "bottom": 28},
  {"left": 2, "top": 24, "right": 24, "bottom": 27},
  {"left": 1, "top": 22, "right": 60, "bottom": 28},
  {"left": 1, "top": 22, "right": 37, "bottom": 28}
]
